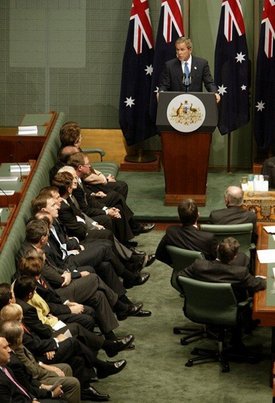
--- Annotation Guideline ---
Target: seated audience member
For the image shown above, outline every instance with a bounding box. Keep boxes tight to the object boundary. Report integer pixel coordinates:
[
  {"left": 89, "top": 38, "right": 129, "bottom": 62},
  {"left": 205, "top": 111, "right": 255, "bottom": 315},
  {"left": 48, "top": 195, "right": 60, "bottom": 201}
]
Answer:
[
  {"left": 48, "top": 173, "right": 151, "bottom": 288},
  {"left": 18, "top": 219, "right": 147, "bottom": 321},
  {"left": 59, "top": 121, "right": 129, "bottom": 199},
  {"left": 12, "top": 277, "right": 128, "bottom": 401},
  {"left": 0, "top": 283, "right": 15, "bottom": 309},
  {"left": 209, "top": 185, "right": 258, "bottom": 244},
  {"left": 18, "top": 250, "right": 136, "bottom": 357},
  {"left": 0, "top": 309, "right": 78, "bottom": 403},
  {"left": 178, "top": 237, "right": 266, "bottom": 349},
  {"left": 156, "top": 199, "right": 218, "bottom": 264}
]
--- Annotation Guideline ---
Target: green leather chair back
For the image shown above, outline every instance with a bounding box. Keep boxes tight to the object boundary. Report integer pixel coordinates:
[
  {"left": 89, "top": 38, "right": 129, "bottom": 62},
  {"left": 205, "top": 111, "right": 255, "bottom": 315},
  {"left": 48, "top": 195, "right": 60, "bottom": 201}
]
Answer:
[
  {"left": 177, "top": 276, "right": 238, "bottom": 327},
  {"left": 166, "top": 245, "right": 204, "bottom": 293},
  {"left": 200, "top": 223, "right": 253, "bottom": 256}
]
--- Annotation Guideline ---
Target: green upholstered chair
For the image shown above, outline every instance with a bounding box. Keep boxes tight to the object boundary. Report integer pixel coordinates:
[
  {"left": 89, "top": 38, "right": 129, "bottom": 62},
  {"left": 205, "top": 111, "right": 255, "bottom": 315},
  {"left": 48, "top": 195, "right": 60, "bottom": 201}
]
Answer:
[
  {"left": 200, "top": 223, "right": 254, "bottom": 256},
  {"left": 177, "top": 276, "right": 252, "bottom": 372},
  {"left": 166, "top": 245, "right": 208, "bottom": 345}
]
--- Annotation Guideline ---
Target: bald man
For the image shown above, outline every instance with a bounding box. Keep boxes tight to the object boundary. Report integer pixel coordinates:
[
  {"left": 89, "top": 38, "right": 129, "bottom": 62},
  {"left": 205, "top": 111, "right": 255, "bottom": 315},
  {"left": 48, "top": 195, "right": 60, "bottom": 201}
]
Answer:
[{"left": 209, "top": 186, "right": 257, "bottom": 243}]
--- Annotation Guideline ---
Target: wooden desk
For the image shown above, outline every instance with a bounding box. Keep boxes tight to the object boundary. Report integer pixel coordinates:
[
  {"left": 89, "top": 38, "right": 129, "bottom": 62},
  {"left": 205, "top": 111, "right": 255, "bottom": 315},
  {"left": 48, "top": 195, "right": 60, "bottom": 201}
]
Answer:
[
  {"left": 0, "top": 161, "right": 36, "bottom": 207},
  {"left": 253, "top": 223, "right": 275, "bottom": 386},
  {"left": 243, "top": 191, "right": 275, "bottom": 222},
  {"left": 0, "top": 112, "right": 58, "bottom": 162}
]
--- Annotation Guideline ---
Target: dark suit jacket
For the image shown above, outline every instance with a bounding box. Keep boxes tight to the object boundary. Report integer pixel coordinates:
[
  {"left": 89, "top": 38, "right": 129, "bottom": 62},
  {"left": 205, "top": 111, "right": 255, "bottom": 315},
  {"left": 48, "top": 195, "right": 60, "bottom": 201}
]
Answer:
[
  {"left": 159, "top": 56, "right": 218, "bottom": 93},
  {"left": 180, "top": 258, "right": 266, "bottom": 301},
  {"left": 209, "top": 206, "right": 258, "bottom": 243},
  {"left": 156, "top": 224, "right": 218, "bottom": 265},
  {"left": 0, "top": 366, "right": 33, "bottom": 402}
]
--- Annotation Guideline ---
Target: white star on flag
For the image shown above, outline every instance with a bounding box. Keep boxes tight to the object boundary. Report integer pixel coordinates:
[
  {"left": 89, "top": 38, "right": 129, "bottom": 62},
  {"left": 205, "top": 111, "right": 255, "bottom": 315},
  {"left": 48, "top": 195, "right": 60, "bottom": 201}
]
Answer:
[
  {"left": 241, "top": 85, "right": 247, "bottom": 91},
  {"left": 145, "top": 65, "right": 153, "bottom": 75},
  {"left": 218, "top": 84, "right": 227, "bottom": 96},
  {"left": 235, "top": 52, "right": 246, "bottom": 63},
  {"left": 124, "top": 97, "right": 135, "bottom": 108},
  {"left": 255, "top": 100, "right": 265, "bottom": 112}
]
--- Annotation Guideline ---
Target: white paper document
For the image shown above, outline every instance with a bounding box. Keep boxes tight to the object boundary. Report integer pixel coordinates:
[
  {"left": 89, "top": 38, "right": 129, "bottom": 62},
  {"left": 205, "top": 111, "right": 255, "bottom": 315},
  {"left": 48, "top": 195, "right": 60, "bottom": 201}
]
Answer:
[
  {"left": 263, "top": 226, "right": 275, "bottom": 234},
  {"left": 257, "top": 249, "right": 275, "bottom": 263},
  {"left": 0, "top": 190, "right": 15, "bottom": 196},
  {"left": 18, "top": 125, "right": 38, "bottom": 135},
  {"left": 0, "top": 177, "right": 19, "bottom": 182},
  {"left": 10, "top": 164, "right": 31, "bottom": 173}
]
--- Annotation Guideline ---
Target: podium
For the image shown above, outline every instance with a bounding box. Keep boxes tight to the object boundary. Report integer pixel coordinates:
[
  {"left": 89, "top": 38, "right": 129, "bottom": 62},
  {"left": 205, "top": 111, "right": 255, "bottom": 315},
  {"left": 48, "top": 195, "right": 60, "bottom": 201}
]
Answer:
[{"left": 157, "top": 92, "right": 218, "bottom": 206}]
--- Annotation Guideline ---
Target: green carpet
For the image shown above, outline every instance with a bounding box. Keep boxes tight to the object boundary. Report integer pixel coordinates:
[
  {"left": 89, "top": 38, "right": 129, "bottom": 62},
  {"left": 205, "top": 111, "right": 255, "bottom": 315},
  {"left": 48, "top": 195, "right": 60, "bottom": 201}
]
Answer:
[
  {"left": 97, "top": 231, "right": 271, "bottom": 403},
  {"left": 118, "top": 170, "right": 247, "bottom": 221}
]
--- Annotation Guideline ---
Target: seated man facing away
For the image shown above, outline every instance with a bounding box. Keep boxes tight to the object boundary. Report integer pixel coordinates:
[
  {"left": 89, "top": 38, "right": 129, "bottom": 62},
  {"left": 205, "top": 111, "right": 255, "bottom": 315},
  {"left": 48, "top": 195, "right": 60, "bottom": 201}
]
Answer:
[
  {"left": 156, "top": 199, "right": 218, "bottom": 265},
  {"left": 178, "top": 237, "right": 266, "bottom": 349},
  {"left": 209, "top": 185, "right": 257, "bottom": 244}
]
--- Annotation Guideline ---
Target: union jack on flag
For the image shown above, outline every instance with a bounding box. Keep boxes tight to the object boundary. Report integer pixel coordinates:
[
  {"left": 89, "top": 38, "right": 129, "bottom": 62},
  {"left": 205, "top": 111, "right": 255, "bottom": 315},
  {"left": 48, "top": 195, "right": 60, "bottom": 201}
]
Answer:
[
  {"left": 119, "top": 0, "right": 156, "bottom": 146},
  {"left": 149, "top": 0, "right": 184, "bottom": 124},
  {"left": 254, "top": 0, "right": 275, "bottom": 151},
  {"left": 214, "top": 0, "right": 250, "bottom": 135}
]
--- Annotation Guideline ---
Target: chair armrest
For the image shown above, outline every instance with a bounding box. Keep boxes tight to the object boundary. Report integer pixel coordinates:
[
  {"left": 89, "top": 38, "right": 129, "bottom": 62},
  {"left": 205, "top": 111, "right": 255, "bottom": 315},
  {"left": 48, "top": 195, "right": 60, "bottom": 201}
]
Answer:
[
  {"left": 82, "top": 147, "right": 106, "bottom": 161},
  {"left": 237, "top": 297, "right": 253, "bottom": 309}
]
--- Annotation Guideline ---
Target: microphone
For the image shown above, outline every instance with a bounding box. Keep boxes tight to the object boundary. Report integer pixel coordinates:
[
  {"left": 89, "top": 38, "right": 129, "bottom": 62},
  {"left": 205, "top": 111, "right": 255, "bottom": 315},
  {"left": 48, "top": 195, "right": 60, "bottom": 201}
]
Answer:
[{"left": 15, "top": 162, "right": 23, "bottom": 182}]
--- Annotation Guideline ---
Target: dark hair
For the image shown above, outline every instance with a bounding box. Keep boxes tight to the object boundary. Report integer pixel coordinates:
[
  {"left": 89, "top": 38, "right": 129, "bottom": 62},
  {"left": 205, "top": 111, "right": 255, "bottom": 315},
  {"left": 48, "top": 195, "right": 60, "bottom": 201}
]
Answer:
[
  {"left": 13, "top": 276, "right": 36, "bottom": 301},
  {"left": 60, "top": 121, "right": 81, "bottom": 147},
  {"left": 25, "top": 219, "right": 49, "bottom": 244},
  {"left": 67, "top": 152, "right": 87, "bottom": 169},
  {"left": 52, "top": 171, "right": 74, "bottom": 196},
  {"left": 178, "top": 199, "right": 198, "bottom": 225},
  {"left": 0, "top": 283, "right": 12, "bottom": 310},
  {"left": 18, "top": 249, "right": 44, "bottom": 277},
  {"left": 217, "top": 237, "right": 240, "bottom": 264}
]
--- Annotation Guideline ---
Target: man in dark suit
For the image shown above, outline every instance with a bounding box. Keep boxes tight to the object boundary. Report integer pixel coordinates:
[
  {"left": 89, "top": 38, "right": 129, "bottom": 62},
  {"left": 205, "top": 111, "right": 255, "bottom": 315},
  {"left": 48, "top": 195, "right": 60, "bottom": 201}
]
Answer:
[
  {"left": 178, "top": 237, "right": 266, "bottom": 348},
  {"left": 209, "top": 185, "right": 258, "bottom": 243},
  {"left": 159, "top": 36, "right": 220, "bottom": 102},
  {"left": 156, "top": 199, "right": 218, "bottom": 265}
]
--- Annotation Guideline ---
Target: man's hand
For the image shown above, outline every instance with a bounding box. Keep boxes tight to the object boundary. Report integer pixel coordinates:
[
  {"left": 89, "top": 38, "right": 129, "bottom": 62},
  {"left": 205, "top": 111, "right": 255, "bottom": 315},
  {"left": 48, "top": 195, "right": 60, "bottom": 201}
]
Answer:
[
  {"left": 95, "top": 224, "right": 105, "bottom": 230},
  {"left": 61, "top": 272, "right": 71, "bottom": 287},
  {"left": 215, "top": 93, "right": 221, "bottom": 103},
  {"left": 68, "top": 302, "right": 84, "bottom": 314},
  {"left": 80, "top": 271, "right": 90, "bottom": 277},
  {"left": 43, "top": 351, "right": 56, "bottom": 360},
  {"left": 92, "top": 191, "right": 107, "bottom": 198},
  {"left": 107, "top": 174, "right": 116, "bottom": 182},
  {"left": 107, "top": 207, "right": 121, "bottom": 219}
]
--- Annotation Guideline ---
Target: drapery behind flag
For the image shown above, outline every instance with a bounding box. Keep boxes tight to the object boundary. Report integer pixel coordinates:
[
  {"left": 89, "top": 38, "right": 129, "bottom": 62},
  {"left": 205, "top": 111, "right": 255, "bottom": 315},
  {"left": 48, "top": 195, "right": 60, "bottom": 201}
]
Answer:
[
  {"left": 214, "top": 0, "right": 250, "bottom": 135},
  {"left": 254, "top": 0, "right": 275, "bottom": 151},
  {"left": 119, "top": 0, "right": 155, "bottom": 146},
  {"left": 149, "top": 0, "right": 184, "bottom": 123}
]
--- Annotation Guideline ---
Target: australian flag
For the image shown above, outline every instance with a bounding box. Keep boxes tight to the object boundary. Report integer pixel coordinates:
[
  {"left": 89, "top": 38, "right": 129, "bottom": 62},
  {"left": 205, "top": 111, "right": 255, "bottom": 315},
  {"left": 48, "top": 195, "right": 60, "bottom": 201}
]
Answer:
[
  {"left": 149, "top": 0, "right": 184, "bottom": 123},
  {"left": 254, "top": 0, "right": 275, "bottom": 152},
  {"left": 214, "top": 0, "right": 250, "bottom": 135},
  {"left": 119, "top": 0, "right": 155, "bottom": 146}
]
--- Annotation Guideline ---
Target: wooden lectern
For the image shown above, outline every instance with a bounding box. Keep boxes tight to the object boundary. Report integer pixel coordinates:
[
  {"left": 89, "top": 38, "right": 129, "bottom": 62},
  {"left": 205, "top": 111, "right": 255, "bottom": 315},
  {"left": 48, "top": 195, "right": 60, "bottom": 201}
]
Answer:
[{"left": 157, "top": 92, "right": 218, "bottom": 206}]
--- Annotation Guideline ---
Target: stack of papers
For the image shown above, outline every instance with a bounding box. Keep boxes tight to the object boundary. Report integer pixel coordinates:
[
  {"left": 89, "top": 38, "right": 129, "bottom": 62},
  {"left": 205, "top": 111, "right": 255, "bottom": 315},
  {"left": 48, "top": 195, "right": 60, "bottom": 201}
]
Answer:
[
  {"left": 257, "top": 249, "right": 275, "bottom": 263},
  {"left": 18, "top": 126, "right": 38, "bottom": 136},
  {"left": 263, "top": 226, "right": 275, "bottom": 234},
  {"left": 0, "top": 190, "right": 15, "bottom": 196},
  {"left": 10, "top": 164, "right": 31, "bottom": 174},
  {"left": 0, "top": 177, "right": 19, "bottom": 182}
]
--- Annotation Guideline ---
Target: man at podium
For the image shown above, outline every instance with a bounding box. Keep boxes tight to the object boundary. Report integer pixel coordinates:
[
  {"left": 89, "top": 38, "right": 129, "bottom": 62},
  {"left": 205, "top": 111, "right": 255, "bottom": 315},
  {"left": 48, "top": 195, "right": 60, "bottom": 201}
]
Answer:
[{"left": 159, "top": 36, "right": 220, "bottom": 103}]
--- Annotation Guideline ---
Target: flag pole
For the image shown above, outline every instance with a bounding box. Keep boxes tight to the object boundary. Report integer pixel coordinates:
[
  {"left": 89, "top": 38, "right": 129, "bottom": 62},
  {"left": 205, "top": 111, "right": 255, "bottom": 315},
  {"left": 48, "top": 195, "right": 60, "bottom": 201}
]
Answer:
[{"left": 227, "top": 132, "right": 231, "bottom": 173}]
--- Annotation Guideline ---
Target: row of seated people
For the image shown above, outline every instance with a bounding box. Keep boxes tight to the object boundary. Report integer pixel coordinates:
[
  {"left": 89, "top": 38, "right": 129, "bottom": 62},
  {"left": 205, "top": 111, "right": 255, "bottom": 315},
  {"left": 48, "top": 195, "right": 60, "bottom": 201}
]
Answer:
[
  {"left": 155, "top": 187, "right": 266, "bottom": 354},
  {"left": 0, "top": 122, "right": 158, "bottom": 401}
]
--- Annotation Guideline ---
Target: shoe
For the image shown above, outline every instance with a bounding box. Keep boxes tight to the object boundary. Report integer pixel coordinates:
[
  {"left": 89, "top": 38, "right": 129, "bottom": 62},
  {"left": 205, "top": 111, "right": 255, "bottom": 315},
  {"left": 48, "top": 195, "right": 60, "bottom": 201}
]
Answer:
[
  {"left": 134, "top": 309, "right": 152, "bottom": 317},
  {"left": 104, "top": 334, "right": 135, "bottom": 357},
  {"left": 117, "top": 302, "right": 143, "bottom": 320},
  {"left": 134, "top": 272, "right": 150, "bottom": 286},
  {"left": 81, "top": 385, "right": 110, "bottom": 401},
  {"left": 130, "top": 246, "right": 146, "bottom": 256},
  {"left": 97, "top": 359, "right": 127, "bottom": 379},
  {"left": 138, "top": 223, "right": 155, "bottom": 234},
  {"left": 125, "top": 240, "right": 138, "bottom": 247},
  {"left": 145, "top": 254, "right": 156, "bottom": 268}
]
